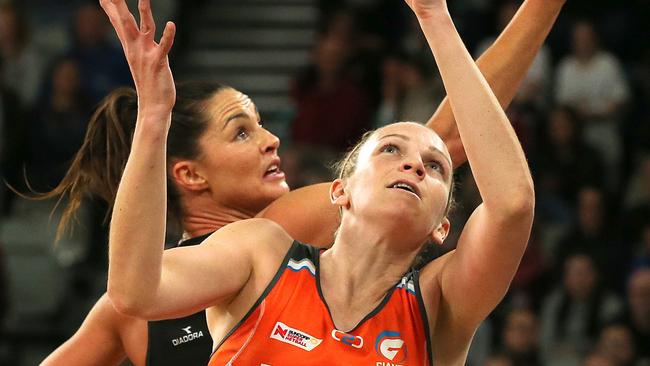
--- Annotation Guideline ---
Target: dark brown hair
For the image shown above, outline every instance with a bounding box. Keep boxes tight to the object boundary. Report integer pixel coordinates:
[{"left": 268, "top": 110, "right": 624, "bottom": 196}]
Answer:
[{"left": 32, "top": 81, "right": 228, "bottom": 241}]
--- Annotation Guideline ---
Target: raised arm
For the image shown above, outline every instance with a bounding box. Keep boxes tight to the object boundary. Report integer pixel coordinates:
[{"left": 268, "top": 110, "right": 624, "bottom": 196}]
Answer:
[
  {"left": 101, "top": 0, "right": 287, "bottom": 320},
  {"left": 407, "top": 0, "right": 535, "bottom": 354},
  {"left": 256, "top": 0, "right": 563, "bottom": 245},
  {"left": 427, "top": 0, "right": 565, "bottom": 165}
]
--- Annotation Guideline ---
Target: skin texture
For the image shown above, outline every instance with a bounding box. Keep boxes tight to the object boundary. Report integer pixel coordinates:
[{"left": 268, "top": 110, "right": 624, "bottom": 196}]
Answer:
[
  {"left": 106, "top": 1, "right": 534, "bottom": 366},
  {"left": 42, "top": 0, "right": 563, "bottom": 364}
]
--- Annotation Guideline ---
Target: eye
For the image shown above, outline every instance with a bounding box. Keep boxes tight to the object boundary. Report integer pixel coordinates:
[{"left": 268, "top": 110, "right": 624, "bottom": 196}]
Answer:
[
  {"left": 380, "top": 143, "right": 400, "bottom": 154},
  {"left": 235, "top": 128, "right": 249, "bottom": 141},
  {"left": 258, "top": 120, "right": 264, "bottom": 127},
  {"left": 426, "top": 160, "right": 444, "bottom": 173}
]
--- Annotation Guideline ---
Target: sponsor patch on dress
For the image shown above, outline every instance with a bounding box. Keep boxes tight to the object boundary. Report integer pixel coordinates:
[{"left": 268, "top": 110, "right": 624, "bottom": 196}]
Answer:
[{"left": 270, "top": 322, "right": 322, "bottom": 351}]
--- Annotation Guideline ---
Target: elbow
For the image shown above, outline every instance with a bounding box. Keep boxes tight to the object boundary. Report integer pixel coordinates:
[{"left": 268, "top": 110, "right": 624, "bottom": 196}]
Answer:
[
  {"left": 505, "top": 182, "right": 535, "bottom": 220},
  {"left": 107, "top": 285, "right": 151, "bottom": 318}
]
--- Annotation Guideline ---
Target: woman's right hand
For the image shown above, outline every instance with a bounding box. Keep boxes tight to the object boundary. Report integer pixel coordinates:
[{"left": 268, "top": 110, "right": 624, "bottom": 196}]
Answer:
[{"left": 100, "top": 0, "right": 176, "bottom": 116}]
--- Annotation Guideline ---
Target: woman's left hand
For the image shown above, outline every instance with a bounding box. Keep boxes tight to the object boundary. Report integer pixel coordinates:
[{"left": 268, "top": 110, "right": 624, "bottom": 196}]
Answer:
[{"left": 100, "top": 0, "right": 176, "bottom": 116}]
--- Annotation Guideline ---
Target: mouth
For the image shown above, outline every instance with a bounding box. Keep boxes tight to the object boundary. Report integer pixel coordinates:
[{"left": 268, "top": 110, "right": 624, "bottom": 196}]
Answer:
[
  {"left": 263, "top": 158, "right": 285, "bottom": 180},
  {"left": 387, "top": 180, "right": 420, "bottom": 198}
]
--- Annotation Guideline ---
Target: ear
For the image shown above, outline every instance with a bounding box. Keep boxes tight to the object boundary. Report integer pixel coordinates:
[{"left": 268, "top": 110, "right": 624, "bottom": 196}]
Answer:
[
  {"left": 430, "top": 217, "right": 451, "bottom": 245},
  {"left": 171, "top": 160, "right": 209, "bottom": 191},
  {"left": 329, "top": 178, "right": 349, "bottom": 208}
]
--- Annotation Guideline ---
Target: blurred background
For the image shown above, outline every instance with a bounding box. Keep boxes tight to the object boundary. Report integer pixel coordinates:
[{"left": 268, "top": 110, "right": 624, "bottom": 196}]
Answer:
[{"left": 0, "top": 0, "right": 648, "bottom": 365}]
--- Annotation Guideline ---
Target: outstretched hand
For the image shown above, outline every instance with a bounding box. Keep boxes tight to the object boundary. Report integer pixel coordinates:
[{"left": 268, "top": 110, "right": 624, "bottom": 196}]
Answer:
[{"left": 100, "top": 0, "right": 176, "bottom": 115}]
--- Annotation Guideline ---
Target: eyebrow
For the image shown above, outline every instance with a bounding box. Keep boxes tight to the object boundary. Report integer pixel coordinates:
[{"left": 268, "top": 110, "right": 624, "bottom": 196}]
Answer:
[
  {"left": 378, "top": 133, "right": 453, "bottom": 167},
  {"left": 222, "top": 112, "right": 249, "bottom": 131}
]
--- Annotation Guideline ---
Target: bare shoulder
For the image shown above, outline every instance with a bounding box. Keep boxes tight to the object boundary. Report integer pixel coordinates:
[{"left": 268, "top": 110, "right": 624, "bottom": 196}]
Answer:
[
  {"left": 203, "top": 218, "right": 294, "bottom": 260},
  {"left": 207, "top": 218, "right": 292, "bottom": 243}
]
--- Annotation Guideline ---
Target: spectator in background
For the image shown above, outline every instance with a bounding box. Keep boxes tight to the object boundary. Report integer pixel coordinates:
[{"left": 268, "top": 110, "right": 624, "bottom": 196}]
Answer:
[
  {"left": 555, "top": 20, "right": 630, "bottom": 189},
  {"left": 555, "top": 186, "right": 627, "bottom": 289},
  {"left": 485, "top": 353, "right": 515, "bottom": 366},
  {"left": 583, "top": 351, "right": 617, "bottom": 366},
  {"left": 0, "top": 55, "right": 27, "bottom": 216},
  {"left": 290, "top": 33, "right": 372, "bottom": 152},
  {"left": 375, "top": 52, "right": 445, "bottom": 127},
  {"left": 625, "top": 155, "right": 650, "bottom": 209},
  {"left": 498, "top": 307, "right": 542, "bottom": 366},
  {"left": 540, "top": 253, "right": 623, "bottom": 366},
  {"left": 509, "top": 225, "right": 549, "bottom": 308},
  {"left": 619, "top": 269, "right": 650, "bottom": 363},
  {"left": 594, "top": 323, "right": 637, "bottom": 366},
  {"left": 622, "top": 155, "right": 650, "bottom": 244},
  {"left": 66, "top": 2, "right": 131, "bottom": 105},
  {"left": 27, "top": 57, "right": 91, "bottom": 191},
  {"left": 629, "top": 223, "right": 650, "bottom": 271},
  {"left": 0, "top": 3, "right": 46, "bottom": 107},
  {"left": 475, "top": 0, "right": 552, "bottom": 110},
  {"left": 533, "top": 106, "right": 605, "bottom": 208}
]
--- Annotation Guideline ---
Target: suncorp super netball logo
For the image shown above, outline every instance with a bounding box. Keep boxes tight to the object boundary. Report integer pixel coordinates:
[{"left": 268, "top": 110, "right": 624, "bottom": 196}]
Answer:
[
  {"left": 375, "top": 331, "right": 407, "bottom": 364},
  {"left": 270, "top": 322, "right": 322, "bottom": 351}
]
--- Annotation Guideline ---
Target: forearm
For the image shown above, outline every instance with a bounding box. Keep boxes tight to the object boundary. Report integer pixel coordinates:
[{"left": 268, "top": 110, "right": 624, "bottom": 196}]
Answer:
[
  {"left": 108, "top": 113, "right": 170, "bottom": 314},
  {"left": 419, "top": 11, "right": 533, "bottom": 212},
  {"left": 41, "top": 295, "right": 128, "bottom": 366},
  {"left": 427, "top": 0, "right": 565, "bottom": 164}
]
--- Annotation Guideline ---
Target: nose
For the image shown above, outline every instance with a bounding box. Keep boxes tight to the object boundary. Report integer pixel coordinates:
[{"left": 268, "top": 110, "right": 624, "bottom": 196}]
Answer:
[
  {"left": 260, "top": 128, "right": 280, "bottom": 154},
  {"left": 401, "top": 157, "right": 425, "bottom": 179}
]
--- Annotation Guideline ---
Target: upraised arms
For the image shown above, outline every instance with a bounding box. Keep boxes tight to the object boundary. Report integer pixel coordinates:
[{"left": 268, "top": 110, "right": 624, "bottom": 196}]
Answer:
[
  {"left": 260, "top": 0, "right": 563, "bottom": 247},
  {"left": 408, "top": 0, "right": 535, "bottom": 362}
]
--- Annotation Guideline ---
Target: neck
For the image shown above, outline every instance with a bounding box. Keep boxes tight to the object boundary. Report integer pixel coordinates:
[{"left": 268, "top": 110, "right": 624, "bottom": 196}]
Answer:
[
  {"left": 576, "top": 51, "right": 596, "bottom": 64},
  {"left": 180, "top": 191, "right": 256, "bottom": 238},
  {"left": 319, "top": 217, "right": 422, "bottom": 329}
]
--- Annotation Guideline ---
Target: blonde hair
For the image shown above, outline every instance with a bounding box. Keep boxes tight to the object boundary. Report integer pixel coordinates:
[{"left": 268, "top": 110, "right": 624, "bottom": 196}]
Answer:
[{"left": 333, "top": 127, "right": 456, "bottom": 217}]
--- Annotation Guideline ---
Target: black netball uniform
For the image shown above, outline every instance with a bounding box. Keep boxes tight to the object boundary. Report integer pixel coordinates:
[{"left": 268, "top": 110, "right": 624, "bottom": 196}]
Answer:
[{"left": 145, "top": 233, "right": 214, "bottom": 366}]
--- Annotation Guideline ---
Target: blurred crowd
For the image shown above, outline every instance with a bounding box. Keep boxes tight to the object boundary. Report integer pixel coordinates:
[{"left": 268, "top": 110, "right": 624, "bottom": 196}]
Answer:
[{"left": 0, "top": 0, "right": 648, "bottom": 365}]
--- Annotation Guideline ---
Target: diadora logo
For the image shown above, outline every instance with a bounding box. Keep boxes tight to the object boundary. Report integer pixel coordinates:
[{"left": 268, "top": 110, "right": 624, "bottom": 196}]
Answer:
[
  {"left": 171, "top": 325, "right": 204, "bottom": 347},
  {"left": 374, "top": 331, "right": 407, "bottom": 364},
  {"left": 270, "top": 322, "right": 322, "bottom": 351},
  {"left": 331, "top": 329, "right": 364, "bottom": 349}
]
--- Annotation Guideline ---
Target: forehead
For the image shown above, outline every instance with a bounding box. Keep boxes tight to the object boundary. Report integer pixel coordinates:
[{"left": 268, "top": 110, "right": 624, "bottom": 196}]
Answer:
[
  {"left": 371, "top": 122, "right": 450, "bottom": 157},
  {"left": 205, "top": 88, "right": 258, "bottom": 125}
]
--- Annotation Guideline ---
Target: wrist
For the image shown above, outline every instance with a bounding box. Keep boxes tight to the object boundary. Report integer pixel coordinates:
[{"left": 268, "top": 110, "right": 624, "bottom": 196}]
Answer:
[
  {"left": 414, "top": 5, "right": 450, "bottom": 22},
  {"left": 417, "top": 10, "right": 455, "bottom": 40},
  {"left": 135, "top": 112, "right": 172, "bottom": 134}
]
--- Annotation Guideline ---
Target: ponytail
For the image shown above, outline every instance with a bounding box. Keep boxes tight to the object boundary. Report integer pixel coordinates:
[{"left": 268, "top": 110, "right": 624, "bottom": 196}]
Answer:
[{"left": 27, "top": 87, "right": 138, "bottom": 242}]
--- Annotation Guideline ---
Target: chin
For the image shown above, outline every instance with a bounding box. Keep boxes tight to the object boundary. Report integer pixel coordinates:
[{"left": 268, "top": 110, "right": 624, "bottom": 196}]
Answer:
[{"left": 263, "top": 181, "right": 291, "bottom": 201}]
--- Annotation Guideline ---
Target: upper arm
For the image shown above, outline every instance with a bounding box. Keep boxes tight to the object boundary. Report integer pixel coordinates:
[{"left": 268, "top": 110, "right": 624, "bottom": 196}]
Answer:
[
  {"left": 144, "top": 218, "right": 292, "bottom": 320},
  {"left": 258, "top": 183, "right": 340, "bottom": 248},
  {"left": 437, "top": 203, "right": 533, "bottom": 327},
  {"left": 41, "top": 294, "right": 127, "bottom": 366}
]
